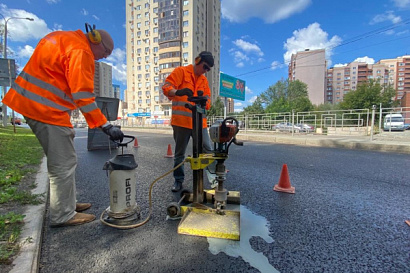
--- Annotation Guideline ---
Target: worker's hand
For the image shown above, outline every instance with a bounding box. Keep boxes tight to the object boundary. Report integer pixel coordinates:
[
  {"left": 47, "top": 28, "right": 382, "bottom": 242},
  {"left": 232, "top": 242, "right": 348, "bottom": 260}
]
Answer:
[
  {"left": 102, "top": 124, "right": 124, "bottom": 142},
  {"left": 175, "top": 88, "right": 193, "bottom": 97}
]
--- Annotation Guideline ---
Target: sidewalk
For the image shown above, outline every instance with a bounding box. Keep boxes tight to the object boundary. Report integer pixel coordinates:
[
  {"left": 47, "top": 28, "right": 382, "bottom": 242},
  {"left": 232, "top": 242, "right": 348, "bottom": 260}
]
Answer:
[{"left": 9, "top": 128, "right": 410, "bottom": 272}]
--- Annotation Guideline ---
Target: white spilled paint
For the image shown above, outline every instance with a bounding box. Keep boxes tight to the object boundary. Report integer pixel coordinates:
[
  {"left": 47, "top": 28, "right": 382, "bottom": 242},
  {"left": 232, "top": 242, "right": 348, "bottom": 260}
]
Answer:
[{"left": 208, "top": 205, "right": 279, "bottom": 273}]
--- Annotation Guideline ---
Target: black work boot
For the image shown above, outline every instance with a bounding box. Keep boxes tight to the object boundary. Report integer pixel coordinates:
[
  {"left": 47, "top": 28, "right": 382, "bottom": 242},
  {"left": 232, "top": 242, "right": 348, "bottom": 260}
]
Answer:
[{"left": 172, "top": 181, "right": 182, "bottom": 192}]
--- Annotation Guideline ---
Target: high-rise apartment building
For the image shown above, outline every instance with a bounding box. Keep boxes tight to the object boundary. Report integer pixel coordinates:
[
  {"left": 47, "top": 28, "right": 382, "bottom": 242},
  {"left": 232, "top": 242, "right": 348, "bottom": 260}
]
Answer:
[
  {"left": 94, "top": 61, "right": 113, "bottom": 97},
  {"left": 125, "top": 0, "right": 221, "bottom": 122},
  {"left": 113, "top": 84, "right": 121, "bottom": 99},
  {"left": 327, "top": 62, "right": 389, "bottom": 103},
  {"left": 288, "top": 49, "right": 327, "bottom": 105},
  {"left": 378, "top": 55, "right": 410, "bottom": 100}
]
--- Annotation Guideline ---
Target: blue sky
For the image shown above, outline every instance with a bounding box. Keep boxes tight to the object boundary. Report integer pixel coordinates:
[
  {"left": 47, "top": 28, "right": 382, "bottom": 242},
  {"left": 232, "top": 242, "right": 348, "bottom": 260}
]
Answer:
[{"left": 1, "top": 0, "right": 410, "bottom": 112}]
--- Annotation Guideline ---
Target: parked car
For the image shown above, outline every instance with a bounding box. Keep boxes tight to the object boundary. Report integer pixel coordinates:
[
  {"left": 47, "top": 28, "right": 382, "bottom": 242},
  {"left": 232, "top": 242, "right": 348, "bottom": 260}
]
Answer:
[
  {"left": 296, "top": 123, "right": 315, "bottom": 133},
  {"left": 383, "top": 113, "right": 405, "bottom": 131},
  {"left": 272, "top": 122, "right": 301, "bottom": 132},
  {"left": 11, "top": 117, "right": 22, "bottom": 125}
]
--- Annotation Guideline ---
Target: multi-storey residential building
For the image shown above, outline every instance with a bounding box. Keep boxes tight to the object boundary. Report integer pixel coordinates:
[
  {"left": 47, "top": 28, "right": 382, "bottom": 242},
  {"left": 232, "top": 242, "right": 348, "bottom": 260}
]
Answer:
[
  {"left": 378, "top": 55, "right": 410, "bottom": 100},
  {"left": 125, "top": 0, "right": 221, "bottom": 124},
  {"left": 94, "top": 61, "right": 113, "bottom": 98},
  {"left": 327, "top": 62, "right": 389, "bottom": 103},
  {"left": 288, "top": 49, "right": 327, "bottom": 105},
  {"left": 112, "top": 84, "right": 120, "bottom": 99}
]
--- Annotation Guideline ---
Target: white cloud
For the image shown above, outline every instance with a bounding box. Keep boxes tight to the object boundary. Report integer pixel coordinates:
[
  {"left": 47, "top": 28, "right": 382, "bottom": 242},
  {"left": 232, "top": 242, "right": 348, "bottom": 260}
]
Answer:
[
  {"left": 221, "top": 0, "right": 311, "bottom": 23},
  {"left": 230, "top": 39, "right": 264, "bottom": 67},
  {"left": 234, "top": 102, "right": 243, "bottom": 107},
  {"left": 53, "top": 23, "right": 63, "bottom": 31},
  {"left": 17, "top": 45, "right": 34, "bottom": 58},
  {"left": 283, "top": 22, "right": 342, "bottom": 64},
  {"left": 353, "top": 56, "right": 375, "bottom": 64},
  {"left": 333, "top": 63, "right": 347, "bottom": 67},
  {"left": 0, "top": 4, "right": 51, "bottom": 42},
  {"left": 46, "top": 0, "right": 60, "bottom": 3},
  {"left": 271, "top": 61, "right": 282, "bottom": 70},
  {"left": 370, "top": 11, "right": 402, "bottom": 25},
  {"left": 105, "top": 47, "right": 127, "bottom": 85},
  {"left": 248, "top": 96, "right": 257, "bottom": 103},
  {"left": 81, "top": 8, "right": 88, "bottom": 16},
  {"left": 245, "top": 86, "right": 253, "bottom": 95},
  {"left": 92, "top": 15, "right": 100, "bottom": 21},
  {"left": 392, "top": 0, "right": 410, "bottom": 8},
  {"left": 233, "top": 39, "right": 264, "bottom": 56}
]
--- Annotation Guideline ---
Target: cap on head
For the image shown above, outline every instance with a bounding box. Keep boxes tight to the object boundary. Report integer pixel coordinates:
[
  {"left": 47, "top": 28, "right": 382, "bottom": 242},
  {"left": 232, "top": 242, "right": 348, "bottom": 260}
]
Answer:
[{"left": 196, "top": 51, "right": 214, "bottom": 67}]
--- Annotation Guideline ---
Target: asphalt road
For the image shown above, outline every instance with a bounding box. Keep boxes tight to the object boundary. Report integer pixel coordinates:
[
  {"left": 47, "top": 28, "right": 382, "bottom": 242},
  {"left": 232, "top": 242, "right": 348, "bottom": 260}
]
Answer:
[{"left": 38, "top": 129, "right": 410, "bottom": 273}]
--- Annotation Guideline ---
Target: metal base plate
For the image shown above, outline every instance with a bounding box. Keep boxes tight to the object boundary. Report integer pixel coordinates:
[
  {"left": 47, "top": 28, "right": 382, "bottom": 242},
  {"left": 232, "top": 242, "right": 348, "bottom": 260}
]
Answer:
[
  {"left": 178, "top": 205, "right": 240, "bottom": 240},
  {"left": 102, "top": 212, "right": 140, "bottom": 226}
]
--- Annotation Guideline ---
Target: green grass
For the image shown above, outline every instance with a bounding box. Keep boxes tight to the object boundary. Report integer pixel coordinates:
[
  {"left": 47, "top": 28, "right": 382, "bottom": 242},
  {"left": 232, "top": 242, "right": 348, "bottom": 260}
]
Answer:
[{"left": 0, "top": 127, "right": 44, "bottom": 265}]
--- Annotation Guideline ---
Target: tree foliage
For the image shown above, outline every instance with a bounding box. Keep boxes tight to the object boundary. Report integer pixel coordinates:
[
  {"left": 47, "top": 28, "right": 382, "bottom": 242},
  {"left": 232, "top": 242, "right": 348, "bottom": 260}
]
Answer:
[
  {"left": 242, "top": 97, "right": 264, "bottom": 114},
  {"left": 208, "top": 96, "right": 225, "bottom": 116},
  {"left": 339, "top": 80, "right": 398, "bottom": 110},
  {"left": 260, "top": 79, "right": 313, "bottom": 113}
]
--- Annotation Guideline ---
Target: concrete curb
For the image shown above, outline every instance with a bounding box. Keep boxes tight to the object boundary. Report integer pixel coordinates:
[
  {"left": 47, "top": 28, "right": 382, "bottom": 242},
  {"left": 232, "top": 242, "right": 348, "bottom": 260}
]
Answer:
[{"left": 10, "top": 157, "right": 48, "bottom": 273}]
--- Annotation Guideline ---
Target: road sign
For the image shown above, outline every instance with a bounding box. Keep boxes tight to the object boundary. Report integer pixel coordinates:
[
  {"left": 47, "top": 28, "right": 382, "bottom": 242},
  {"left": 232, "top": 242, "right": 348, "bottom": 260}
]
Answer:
[
  {"left": 0, "top": 58, "right": 16, "bottom": 86},
  {"left": 127, "top": 112, "right": 151, "bottom": 117}
]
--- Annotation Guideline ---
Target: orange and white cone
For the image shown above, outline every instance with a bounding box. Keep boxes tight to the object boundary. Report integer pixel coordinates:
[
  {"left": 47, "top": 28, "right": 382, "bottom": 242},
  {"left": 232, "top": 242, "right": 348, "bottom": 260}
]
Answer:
[
  {"left": 273, "top": 164, "right": 295, "bottom": 194},
  {"left": 164, "top": 144, "right": 174, "bottom": 158},
  {"left": 133, "top": 137, "right": 140, "bottom": 148}
]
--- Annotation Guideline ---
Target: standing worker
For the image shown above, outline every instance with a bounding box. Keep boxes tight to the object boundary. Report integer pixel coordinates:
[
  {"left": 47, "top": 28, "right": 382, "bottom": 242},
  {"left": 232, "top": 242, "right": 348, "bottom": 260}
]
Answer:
[
  {"left": 162, "top": 51, "right": 215, "bottom": 192},
  {"left": 2, "top": 24, "right": 124, "bottom": 227}
]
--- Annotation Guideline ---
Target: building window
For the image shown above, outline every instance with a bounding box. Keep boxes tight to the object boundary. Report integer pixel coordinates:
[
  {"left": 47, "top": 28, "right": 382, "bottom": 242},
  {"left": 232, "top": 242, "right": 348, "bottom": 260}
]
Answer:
[
  {"left": 183, "top": 21, "right": 188, "bottom": 27},
  {"left": 183, "top": 10, "right": 189, "bottom": 16},
  {"left": 182, "top": 42, "right": 188, "bottom": 48}
]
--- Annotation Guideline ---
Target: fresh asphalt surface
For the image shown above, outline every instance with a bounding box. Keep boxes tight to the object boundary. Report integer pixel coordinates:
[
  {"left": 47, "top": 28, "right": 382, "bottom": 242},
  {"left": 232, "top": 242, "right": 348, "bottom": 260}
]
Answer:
[{"left": 38, "top": 129, "right": 409, "bottom": 273}]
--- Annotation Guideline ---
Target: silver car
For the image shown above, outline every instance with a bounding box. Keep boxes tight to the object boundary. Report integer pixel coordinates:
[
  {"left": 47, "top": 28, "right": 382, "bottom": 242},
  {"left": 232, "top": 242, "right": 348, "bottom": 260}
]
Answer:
[{"left": 272, "top": 122, "right": 301, "bottom": 132}]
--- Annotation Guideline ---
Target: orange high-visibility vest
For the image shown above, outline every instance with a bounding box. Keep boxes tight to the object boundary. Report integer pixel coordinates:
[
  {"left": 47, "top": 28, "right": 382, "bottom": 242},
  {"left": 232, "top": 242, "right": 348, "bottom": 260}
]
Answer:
[
  {"left": 162, "top": 64, "right": 211, "bottom": 129},
  {"left": 2, "top": 30, "right": 107, "bottom": 128}
]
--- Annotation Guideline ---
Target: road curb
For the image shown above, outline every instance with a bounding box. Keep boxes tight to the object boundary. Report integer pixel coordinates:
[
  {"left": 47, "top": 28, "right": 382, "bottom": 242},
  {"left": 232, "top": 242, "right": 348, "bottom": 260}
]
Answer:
[{"left": 10, "top": 157, "right": 48, "bottom": 273}]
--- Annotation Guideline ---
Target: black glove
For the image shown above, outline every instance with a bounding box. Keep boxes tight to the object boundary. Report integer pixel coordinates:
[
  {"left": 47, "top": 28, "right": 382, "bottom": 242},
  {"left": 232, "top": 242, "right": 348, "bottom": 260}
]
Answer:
[
  {"left": 102, "top": 124, "right": 124, "bottom": 142},
  {"left": 175, "top": 88, "right": 193, "bottom": 97}
]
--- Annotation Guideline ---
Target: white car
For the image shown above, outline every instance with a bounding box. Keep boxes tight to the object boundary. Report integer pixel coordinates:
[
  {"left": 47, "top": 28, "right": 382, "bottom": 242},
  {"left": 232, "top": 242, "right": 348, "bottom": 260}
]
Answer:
[{"left": 383, "top": 114, "right": 405, "bottom": 131}]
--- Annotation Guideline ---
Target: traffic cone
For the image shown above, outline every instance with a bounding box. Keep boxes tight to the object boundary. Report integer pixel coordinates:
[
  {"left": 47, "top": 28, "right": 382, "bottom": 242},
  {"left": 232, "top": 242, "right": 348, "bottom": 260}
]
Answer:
[
  {"left": 164, "top": 144, "right": 174, "bottom": 158},
  {"left": 133, "top": 137, "right": 140, "bottom": 148},
  {"left": 273, "top": 164, "right": 295, "bottom": 194}
]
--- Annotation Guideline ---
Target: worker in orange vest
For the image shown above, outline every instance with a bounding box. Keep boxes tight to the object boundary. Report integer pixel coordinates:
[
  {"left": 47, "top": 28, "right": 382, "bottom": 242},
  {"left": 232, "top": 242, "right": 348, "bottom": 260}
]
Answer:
[
  {"left": 162, "top": 51, "right": 215, "bottom": 192},
  {"left": 2, "top": 24, "right": 124, "bottom": 227}
]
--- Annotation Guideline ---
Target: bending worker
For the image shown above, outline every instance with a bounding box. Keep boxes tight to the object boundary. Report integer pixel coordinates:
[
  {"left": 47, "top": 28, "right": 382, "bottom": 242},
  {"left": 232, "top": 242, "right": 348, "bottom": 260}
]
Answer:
[
  {"left": 162, "top": 51, "right": 216, "bottom": 192},
  {"left": 2, "top": 24, "right": 124, "bottom": 227}
]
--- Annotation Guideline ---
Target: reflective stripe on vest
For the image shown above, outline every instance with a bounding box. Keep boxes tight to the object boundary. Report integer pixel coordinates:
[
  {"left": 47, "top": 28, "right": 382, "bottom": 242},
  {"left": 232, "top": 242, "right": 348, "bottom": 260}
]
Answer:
[
  {"left": 11, "top": 82, "right": 72, "bottom": 112},
  {"left": 14, "top": 71, "right": 99, "bottom": 114},
  {"left": 19, "top": 71, "right": 74, "bottom": 104}
]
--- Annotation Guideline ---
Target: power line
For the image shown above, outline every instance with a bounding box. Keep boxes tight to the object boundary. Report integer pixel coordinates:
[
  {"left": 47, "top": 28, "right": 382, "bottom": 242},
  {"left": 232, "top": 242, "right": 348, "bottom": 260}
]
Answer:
[{"left": 234, "top": 18, "right": 410, "bottom": 78}]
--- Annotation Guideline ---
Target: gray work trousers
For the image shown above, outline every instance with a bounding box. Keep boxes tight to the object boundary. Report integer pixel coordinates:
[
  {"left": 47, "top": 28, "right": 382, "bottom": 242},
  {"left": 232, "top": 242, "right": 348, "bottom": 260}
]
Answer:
[
  {"left": 172, "top": 125, "right": 214, "bottom": 183},
  {"left": 26, "top": 117, "right": 77, "bottom": 224}
]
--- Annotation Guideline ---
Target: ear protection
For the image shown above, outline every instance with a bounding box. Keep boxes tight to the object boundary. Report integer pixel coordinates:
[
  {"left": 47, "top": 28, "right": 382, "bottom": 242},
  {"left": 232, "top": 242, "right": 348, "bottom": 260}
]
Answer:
[
  {"left": 85, "top": 23, "right": 102, "bottom": 44},
  {"left": 195, "top": 51, "right": 213, "bottom": 65}
]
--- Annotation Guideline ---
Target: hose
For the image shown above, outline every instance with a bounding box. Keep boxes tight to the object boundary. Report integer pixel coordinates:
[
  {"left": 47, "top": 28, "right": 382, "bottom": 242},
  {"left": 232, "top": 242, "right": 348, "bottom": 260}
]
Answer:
[{"left": 100, "top": 160, "right": 186, "bottom": 229}]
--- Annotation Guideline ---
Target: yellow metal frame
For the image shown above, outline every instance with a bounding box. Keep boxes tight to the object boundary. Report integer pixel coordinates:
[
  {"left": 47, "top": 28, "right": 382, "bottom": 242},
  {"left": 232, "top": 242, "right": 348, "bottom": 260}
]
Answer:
[{"left": 185, "top": 154, "right": 228, "bottom": 170}]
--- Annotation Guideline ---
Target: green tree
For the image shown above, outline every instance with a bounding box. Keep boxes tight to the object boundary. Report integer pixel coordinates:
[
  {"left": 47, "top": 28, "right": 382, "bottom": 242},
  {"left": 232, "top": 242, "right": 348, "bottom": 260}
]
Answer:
[
  {"left": 339, "top": 80, "right": 398, "bottom": 110},
  {"left": 208, "top": 96, "right": 225, "bottom": 116},
  {"left": 260, "top": 79, "right": 313, "bottom": 113},
  {"left": 242, "top": 97, "right": 264, "bottom": 114}
]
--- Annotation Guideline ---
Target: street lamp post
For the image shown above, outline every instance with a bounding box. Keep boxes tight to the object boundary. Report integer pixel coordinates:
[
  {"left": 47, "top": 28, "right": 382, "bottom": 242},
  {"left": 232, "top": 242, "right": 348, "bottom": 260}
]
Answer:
[{"left": 1, "top": 15, "right": 34, "bottom": 127}]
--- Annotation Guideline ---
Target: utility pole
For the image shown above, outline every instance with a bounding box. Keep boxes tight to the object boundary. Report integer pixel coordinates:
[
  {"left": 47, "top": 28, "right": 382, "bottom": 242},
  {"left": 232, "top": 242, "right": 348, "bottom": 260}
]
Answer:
[{"left": 1, "top": 15, "right": 34, "bottom": 127}]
